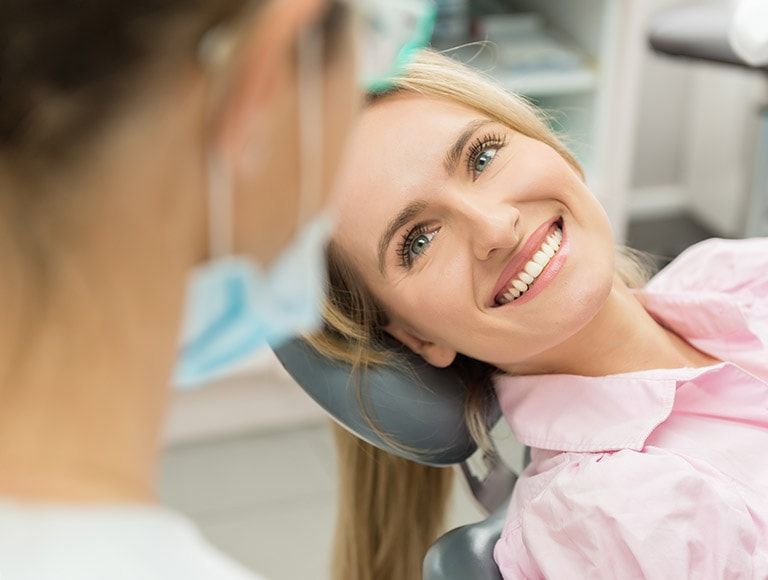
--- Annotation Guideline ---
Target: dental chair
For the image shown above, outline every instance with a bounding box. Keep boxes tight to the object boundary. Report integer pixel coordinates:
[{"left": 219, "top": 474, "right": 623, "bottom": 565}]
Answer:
[{"left": 274, "top": 337, "right": 527, "bottom": 580}]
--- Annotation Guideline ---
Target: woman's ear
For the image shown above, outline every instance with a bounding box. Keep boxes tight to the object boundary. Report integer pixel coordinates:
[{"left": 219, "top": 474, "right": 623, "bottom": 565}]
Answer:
[{"left": 384, "top": 324, "right": 457, "bottom": 369}]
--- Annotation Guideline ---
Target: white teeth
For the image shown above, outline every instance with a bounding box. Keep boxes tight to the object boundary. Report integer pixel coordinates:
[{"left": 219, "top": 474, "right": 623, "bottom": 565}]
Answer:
[
  {"left": 496, "top": 224, "right": 563, "bottom": 305},
  {"left": 532, "top": 250, "right": 548, "bottom": 266},
  {"left": 519, "top": 271, "right": 534, "bottom": 284},
  {"left": 511, "top": 279, "right": 528, "bottom": 293},
  {"left": 524, "top": 261, "right": 543, "bottom": 277}
]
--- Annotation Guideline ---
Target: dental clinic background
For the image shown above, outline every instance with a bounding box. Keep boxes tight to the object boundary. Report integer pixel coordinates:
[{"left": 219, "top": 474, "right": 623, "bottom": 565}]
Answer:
[
  {"left": 154, "top": 1, "right": 768, "bottom": 578},
  {"left": 2, "top": 0, "right": 764, "bottom": 578}
]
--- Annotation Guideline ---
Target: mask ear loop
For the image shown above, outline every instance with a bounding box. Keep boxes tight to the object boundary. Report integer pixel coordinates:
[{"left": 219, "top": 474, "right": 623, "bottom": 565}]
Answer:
[
  {"left": 202, "top": 19, "right": 326, "bottom": 261},
  {"left": 296, "top": 24, "right": 325, "bottom": 229},
  {"left": 199, "top": 23, "right": 238, "bottom": 260},
  {"left": 206, "top": 152, "right": 234, "bottom": 260}
]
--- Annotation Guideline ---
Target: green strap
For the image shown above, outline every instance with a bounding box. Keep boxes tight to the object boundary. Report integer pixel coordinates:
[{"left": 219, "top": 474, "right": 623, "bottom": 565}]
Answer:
[{"left": 366, "top": 3, "right": 437, "bottom": 94}]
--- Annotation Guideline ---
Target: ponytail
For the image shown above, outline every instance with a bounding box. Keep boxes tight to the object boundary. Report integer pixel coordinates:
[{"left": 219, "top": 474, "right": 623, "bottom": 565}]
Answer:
[{"left": 331, "top": 424, "right": 454, "bottom": 580}]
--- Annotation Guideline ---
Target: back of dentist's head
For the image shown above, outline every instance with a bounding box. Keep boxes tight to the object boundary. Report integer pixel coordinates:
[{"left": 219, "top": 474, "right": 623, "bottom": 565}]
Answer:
[
  {"left": 0, "top": 0, "right": 355, "bottom": 504},
  {"left": 307, "top": 49, "right": 655, "bottom": 580},
  {"left": 0, "top": 0, "right": 245, "bottom": 157},
  {"left": 0, "top": 0, "right": 353, "bottom": 266},
  {"left": 0, "top": 0, "right": 347, "bottom": 157},
  {"left": 0, "top": 0, "right": 355, "bottom": 364}
]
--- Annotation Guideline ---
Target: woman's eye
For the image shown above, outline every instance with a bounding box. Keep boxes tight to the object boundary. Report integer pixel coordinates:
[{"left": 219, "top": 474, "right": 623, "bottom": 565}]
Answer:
[
  {"left": 474, "top": 148, "right": 498, "bottom": 174},
  {"left": 466, "top": 133, "right": 507, "bottom": 179},
  {"left": 399, "top": 227, "right": 439, "bottom": 268},
  {"left": 409, "top": 231, "right": 436, "bottom": 259}
]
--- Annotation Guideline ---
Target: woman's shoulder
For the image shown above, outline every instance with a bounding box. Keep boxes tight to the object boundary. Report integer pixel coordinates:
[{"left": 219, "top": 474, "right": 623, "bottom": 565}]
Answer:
[
  {"left": 645, "top": 236, "right": 768, "bottom": 297},
  {"left": 496, "top": 448, "right": 762, "bottom": 578},
  {"left": 504, "top": 446, "right": 745, "bottom": 535}
]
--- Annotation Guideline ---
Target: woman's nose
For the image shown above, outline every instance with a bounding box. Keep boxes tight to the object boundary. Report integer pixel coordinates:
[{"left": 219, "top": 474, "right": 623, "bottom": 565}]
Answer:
[{"left": 462, "top": 201, "right": 522, "bottom": 261}]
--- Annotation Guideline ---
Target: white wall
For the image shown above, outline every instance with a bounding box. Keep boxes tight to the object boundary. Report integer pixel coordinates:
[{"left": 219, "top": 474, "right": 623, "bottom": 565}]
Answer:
[
  {"left": 632, "top": 47, "right": 692, "bottom": 188},
  {"left": 628, "top": 0, "right": 697, "bottom": 221},
  {"left": 627, "top": 0, "right": 768, "bottom": 233}
]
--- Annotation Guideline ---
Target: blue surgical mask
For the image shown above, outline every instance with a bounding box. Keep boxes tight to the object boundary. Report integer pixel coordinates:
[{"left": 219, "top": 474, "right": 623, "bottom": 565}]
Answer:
[{"left": 173, "top": 214, "right": 333, "bottom": 388}]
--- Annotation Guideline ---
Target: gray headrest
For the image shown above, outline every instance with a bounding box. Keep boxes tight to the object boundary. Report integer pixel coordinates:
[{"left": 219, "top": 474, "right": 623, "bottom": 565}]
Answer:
[{"left": 272, "top": 337, "right": 501, "bottom": 466}]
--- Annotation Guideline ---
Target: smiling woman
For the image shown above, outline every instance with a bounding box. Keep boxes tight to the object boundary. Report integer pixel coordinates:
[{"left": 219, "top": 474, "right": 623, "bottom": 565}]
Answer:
[
  {"left": 310, "top": 48, "right": 768, "bottom": 580},
  {"left": 308, "top": 50, "right": 657, "bottom": 579}
]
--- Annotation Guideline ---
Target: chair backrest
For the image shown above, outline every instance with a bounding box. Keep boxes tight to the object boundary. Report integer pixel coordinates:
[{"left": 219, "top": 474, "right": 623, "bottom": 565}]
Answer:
[
  {"left": 273, "top": 336, "right": 501, "bottom": 466},
  {"left": 273, "top": 337, "right": 519, "bottom": 580}
]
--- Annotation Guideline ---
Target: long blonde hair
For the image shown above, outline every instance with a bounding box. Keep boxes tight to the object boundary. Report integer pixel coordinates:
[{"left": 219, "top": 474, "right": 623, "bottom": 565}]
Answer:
[{"left": 308, "top": 50, "right": 656, "bottom": 580}]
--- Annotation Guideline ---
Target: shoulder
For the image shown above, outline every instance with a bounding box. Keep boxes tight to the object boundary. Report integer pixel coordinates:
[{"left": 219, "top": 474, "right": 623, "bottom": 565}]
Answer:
[
  {"left": 523, "top": 449, "right": 740, "bottom": 519},
  {"left": 496, "top": 450, "right": 761, "bottom": 578},
  {"left": 646, "top": 237, "right": 768, "bottom": 297},
  {"left": 0, "top": 505, "right": 264, "bottom": 580}
]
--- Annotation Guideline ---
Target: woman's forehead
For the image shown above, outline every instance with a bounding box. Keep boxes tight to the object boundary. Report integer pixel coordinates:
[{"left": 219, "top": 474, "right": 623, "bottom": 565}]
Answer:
[
  {"left": 332, "top": 96, "right": 478, "bottom": 262},
  {"left": 334, "top": 95, "right": 486, "bottom": 206},
  {"left": 356, "top": 94, "right": 482, "bottom": 144}
]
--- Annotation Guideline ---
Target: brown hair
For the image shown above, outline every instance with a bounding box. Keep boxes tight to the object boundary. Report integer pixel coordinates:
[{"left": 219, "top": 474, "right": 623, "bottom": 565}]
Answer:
[
  {"left": 308, "top": 50, "right": 657, "bottom": 579},
  {"left": 0, "top": 1, "right": 252, "bottom": 164}
]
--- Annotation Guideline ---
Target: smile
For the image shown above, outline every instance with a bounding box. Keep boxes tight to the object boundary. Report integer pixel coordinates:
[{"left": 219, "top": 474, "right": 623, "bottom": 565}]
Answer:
[{"left": 491, "top": 216, "right": 566, "bottom": 307}]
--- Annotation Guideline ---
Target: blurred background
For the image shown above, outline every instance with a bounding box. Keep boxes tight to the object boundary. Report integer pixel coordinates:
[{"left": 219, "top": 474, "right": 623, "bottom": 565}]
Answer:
[{"left": 158, "top": 1, "right": 768, "bottom": 578}]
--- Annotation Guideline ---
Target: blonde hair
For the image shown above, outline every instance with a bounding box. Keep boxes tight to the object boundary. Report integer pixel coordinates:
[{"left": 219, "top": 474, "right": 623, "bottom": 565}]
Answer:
[{"left": 309, "top": 50, "right": 656, "bottom": 580}]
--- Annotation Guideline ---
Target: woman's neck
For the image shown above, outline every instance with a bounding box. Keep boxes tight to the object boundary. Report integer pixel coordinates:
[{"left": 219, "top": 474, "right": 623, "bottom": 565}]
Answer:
[
  {"left": 0, "top": 230, "right": 191, "bottom": 504},
  {"left": 497, "top": 274, "right": 721, "bottom": 378},
  {"left": 0, "top": 136, "right": 205, "bottom": 504}
]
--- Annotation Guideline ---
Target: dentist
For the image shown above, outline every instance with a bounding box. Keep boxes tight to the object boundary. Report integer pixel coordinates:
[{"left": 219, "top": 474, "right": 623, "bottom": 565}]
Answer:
[{"left": 0, "top": 0, "right": 432, "bottom": 578}]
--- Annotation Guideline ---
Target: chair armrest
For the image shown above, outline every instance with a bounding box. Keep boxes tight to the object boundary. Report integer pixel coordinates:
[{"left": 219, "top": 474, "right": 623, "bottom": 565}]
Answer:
[{"left": 422, "top": 502, "right": 508, "bottom": 580}]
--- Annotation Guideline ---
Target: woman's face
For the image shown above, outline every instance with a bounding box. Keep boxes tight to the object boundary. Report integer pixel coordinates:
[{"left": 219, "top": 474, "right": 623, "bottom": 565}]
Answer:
[{"left": 332, "top": 94, "right": 616, "bottom": 373}]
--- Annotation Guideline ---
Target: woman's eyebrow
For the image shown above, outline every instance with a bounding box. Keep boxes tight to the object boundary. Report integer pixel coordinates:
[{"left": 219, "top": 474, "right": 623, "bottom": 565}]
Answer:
[
  {"left": 377, "top": 199, "right": 429, "bottom": 275},
  {"left": 375, "top": 120, "right": 495, "bottom": 276},
  {"left": 442, "top": 119, "right": 495, "bottom": 175}
]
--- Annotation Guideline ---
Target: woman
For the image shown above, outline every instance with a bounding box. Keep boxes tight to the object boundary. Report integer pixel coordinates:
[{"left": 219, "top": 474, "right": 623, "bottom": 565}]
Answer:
[
  {"left": 310, "top": 51, "right": 768, "bottom": 579},
  {"left": 0, "top": 0, "right": 359, "bottom": 578}
]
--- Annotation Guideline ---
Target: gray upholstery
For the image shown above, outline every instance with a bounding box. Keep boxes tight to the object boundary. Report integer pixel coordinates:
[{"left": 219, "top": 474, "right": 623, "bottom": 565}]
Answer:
[
  {"left": 459, "top": 451, "right": 518, "bottom": 514},
  {"left": 272, "top": 337, "right": 513, "bottom": 579},
  {"left": 273, "top": 336, "right": 502, "bottom": 466},
  {"left": 648, "top": 2, "right": 767, "bottom": 70},
  {"left": 423, "top": 502, "right": 508, "bottom": 580},
  {"left": 424, "top": 448, "right": 532, "bottom": 580}
]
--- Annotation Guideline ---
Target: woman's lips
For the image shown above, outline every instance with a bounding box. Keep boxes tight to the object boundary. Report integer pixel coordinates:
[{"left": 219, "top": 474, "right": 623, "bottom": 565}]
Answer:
[{"left": 489, "top": 216, "right": 562, "bottom": 306}]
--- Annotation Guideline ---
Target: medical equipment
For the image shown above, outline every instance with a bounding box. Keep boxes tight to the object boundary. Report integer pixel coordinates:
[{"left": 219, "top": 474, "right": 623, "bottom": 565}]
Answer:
[
  {"left": 648, "top": 1, "right": 767, "bottom": 70},
  {"left": 174, "top": 215, "right": 333, "bottom": 388},
  {"left": 274, "top": 336, "right": 527, "bottom": 580},
  {"left": 730, "top": 0, "right": 768, "bottom": 67}
]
